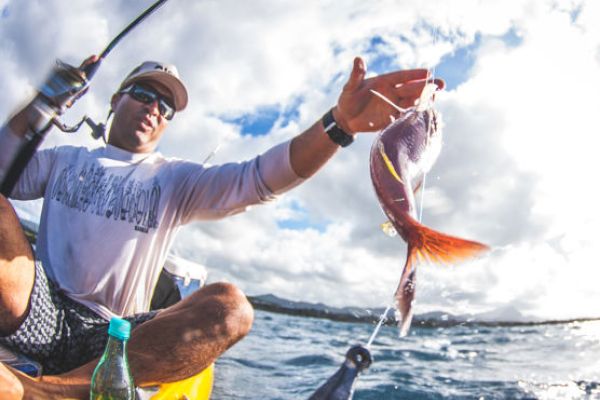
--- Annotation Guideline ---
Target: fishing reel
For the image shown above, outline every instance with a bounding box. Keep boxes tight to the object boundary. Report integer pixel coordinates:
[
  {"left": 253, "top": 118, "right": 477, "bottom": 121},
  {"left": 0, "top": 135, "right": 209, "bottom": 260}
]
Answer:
[
  {"left": 309, "top": 345, "right": 373, "bottom": 400},
  {"left": 37, "top": 59, "right": 107, "bottom": 141},
  {"left": 39, "top": 59, "right": 89, "bottom": 113}
]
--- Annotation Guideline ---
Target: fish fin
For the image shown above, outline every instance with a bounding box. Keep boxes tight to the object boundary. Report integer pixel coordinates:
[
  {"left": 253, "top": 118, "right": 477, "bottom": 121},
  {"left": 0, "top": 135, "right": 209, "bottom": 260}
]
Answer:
[
  {"left": 394, "top": 244, "right": 419, "bottom": 337},
  {"left": 406, "top": 217, "right": 489, "bottom": 265},
  {"left": 380, "top": 221, "right": 398, "bottom": 237}
]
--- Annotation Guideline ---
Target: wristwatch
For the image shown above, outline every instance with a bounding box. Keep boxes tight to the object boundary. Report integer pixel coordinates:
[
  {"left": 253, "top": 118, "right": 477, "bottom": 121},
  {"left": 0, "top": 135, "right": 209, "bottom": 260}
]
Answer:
[{"left": 322, "top": 108, "right": 354, "bottom": 147}]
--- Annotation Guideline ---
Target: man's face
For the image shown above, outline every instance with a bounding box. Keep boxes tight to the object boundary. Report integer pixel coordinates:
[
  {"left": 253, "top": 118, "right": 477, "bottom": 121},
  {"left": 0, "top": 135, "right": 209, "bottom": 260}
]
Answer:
[{"left": 108, "top": 80, "right": 174, "bottom": 153}]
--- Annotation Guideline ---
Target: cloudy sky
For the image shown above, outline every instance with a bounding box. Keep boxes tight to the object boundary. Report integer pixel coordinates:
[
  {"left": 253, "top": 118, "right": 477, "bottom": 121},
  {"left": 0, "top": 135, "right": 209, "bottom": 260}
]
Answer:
[{"left": 2, "top": 0, "right": 599, "bottom": 321}]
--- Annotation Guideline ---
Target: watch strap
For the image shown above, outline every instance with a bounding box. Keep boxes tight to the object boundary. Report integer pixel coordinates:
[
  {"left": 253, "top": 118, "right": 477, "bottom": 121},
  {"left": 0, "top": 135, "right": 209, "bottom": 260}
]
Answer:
[{"left": 322, "top": 108, "right": 354, "bottom": 147}]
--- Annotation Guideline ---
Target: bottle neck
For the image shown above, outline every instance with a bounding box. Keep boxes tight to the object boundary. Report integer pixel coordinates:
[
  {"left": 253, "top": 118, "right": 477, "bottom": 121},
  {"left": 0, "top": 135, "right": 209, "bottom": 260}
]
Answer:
[{"left": 105, "top": 334, "right": 128, "bottom": 354}]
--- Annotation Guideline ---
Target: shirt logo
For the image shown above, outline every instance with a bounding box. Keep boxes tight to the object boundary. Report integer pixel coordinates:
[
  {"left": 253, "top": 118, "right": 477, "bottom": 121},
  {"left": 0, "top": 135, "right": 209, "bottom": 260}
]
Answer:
[{"left": 50, "top": 163, "right": 161, "bottom": 233}]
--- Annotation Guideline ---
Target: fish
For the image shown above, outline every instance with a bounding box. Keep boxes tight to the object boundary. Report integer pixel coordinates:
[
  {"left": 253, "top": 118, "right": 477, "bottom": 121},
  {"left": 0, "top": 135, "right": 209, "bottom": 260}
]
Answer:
[{"left": 369, "top": 94, "right": 489, "bottom": 337}]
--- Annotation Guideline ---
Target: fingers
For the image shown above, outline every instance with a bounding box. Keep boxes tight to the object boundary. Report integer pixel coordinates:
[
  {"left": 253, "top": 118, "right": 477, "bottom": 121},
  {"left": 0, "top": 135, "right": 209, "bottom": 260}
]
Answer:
[
  {"left": 378, "top": 68, "right": 429, "bottom": 85},
  {"left": 374, "top": 70, "right": 445, "bottom": 94},
  {"left": 344, "top": 56, "right": 444, "bottom": 96},
  {"left": 79, "top": 55, "right": 99, "bottom": 69},
  {"left": 393, "top": 77, "right": 446, "bottom": 108},
  {"left": 343, "top": 57, "right": 366, "bottom": 92},
  {"left": 394, "top": 79, "right": 429, "bottom": 108}
]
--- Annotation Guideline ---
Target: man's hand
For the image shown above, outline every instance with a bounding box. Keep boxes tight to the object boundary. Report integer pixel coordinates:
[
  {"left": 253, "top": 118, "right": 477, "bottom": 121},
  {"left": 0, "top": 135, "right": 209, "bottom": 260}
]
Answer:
[
  {"left": 5, "top": 55, "right": 99, "bottom": 138},
  {"left": 37, "top": 55, "right": 100, "bottom": 113},
  {"left": 79, "top": 55, "right": 99, "bottom": 69},
  {"left": 334, "top": 57, "right": 445, "bottom": 134}
]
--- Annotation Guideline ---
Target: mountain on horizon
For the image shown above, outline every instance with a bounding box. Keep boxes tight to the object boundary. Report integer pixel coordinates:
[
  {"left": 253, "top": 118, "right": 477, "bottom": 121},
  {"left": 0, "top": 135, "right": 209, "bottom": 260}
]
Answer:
[{"left": 247, "top": 293, "right": 597, "bottom": 328}]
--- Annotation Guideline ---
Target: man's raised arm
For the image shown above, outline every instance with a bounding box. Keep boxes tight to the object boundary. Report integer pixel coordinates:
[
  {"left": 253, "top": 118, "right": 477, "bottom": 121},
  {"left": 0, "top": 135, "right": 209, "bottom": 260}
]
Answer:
[{"left": 289, "top": 56, "right": 443, "bottom": 178}]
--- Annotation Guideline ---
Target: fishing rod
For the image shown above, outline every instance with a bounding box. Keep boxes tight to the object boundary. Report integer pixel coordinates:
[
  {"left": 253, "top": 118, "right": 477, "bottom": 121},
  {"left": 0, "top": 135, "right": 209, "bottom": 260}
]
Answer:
[
  {"left": 0, "top": 0, "right": 170, "bottom": 196},
  {"left": 83, "top": 0, "right": 169, "bottom": 80}
]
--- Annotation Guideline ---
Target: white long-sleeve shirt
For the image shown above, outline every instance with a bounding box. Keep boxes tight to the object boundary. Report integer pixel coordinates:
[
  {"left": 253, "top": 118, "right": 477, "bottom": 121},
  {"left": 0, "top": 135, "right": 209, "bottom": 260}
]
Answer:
[{"left": 7, "top": 137, "right": 303, "bottom": 320}]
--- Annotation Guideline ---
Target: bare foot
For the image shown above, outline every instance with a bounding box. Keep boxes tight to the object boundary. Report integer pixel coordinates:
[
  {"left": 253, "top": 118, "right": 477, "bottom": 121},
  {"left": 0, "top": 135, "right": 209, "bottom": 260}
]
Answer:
[
  {"left": 0, "top": 362, "right": 24, "bottom": 399},
  {"left": 0, "top": 361, "right": 90, "bottom": 400}
]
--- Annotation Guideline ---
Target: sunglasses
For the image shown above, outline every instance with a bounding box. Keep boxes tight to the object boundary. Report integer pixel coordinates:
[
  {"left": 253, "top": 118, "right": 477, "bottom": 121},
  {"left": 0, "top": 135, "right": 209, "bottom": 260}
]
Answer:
[{"left": 121, "top": 84, "right": 175, "bottom": 120}]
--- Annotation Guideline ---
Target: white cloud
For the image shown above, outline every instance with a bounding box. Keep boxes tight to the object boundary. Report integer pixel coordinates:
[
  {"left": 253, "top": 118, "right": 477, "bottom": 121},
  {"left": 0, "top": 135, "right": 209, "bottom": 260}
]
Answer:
[{"left": 4, "top": 0, "right": 599, "bottom": 321}]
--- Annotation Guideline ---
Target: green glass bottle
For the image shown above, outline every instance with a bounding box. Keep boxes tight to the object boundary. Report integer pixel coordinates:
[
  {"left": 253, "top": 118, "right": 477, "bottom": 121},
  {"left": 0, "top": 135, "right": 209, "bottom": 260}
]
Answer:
[{"left": 90, "top": 317, "right": 135, "bottom": 400}]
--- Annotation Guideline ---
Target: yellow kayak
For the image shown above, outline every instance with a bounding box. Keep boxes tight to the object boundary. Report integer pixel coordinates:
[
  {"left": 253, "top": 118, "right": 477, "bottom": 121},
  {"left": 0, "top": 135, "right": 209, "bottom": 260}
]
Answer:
[{"left": 148, "top": 364, "right": 214, "bottom": 399}]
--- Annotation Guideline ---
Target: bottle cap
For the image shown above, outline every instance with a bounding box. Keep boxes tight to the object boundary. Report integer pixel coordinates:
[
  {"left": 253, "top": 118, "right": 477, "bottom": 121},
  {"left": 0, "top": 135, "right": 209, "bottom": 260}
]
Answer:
[{"left": 108, "top": 317, "right": 131, "bottom": 341}]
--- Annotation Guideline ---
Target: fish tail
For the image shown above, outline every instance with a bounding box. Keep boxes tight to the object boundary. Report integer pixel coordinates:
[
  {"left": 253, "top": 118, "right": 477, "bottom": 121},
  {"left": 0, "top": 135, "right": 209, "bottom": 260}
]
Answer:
[
  {"left": 406, "top": 217, "right": 489, "bottom": 265},
  {"left": 393, "top": 218, "right": 489, "bottom": 336},
  {"left": 394, "top": 244, "right": 418, "bottom": 337}
]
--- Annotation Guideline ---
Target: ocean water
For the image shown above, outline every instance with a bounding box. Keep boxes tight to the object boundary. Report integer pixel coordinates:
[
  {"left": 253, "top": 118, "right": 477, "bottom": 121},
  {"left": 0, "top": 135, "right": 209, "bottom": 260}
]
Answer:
[{"left": 212, "top": 310, "right": 600, "bottom": 399}]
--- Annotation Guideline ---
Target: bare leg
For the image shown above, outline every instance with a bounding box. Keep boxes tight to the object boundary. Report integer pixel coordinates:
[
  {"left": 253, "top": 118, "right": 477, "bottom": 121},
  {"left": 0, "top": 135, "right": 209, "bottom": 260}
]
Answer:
[
  {"left": 60, "top": 281, "right": 254, "bottom": 385},
  {"left": 7, "top": 282, "right": 253, "bottom": 399},
  {"left": 0, "top": 194, "right": 60, "bottom": 399},
  {"left": 1, "top": 195, "right": 254, "bottom": 398},
  {"left": 0, "top": 194, "right": 35, "bottom": 336},
  {"left": 127, "top": 282, "right": 254, "bottom": 385},
  {"left": 0, "top": 362, "right": 88, "bottom": 399}
]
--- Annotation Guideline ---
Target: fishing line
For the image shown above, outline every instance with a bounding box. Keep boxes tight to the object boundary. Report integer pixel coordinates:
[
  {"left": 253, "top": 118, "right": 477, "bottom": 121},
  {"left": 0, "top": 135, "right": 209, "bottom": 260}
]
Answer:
[
  {"left": 369, "top": 89, "right": 407, "bottom": 115},
  {"left": 366, "top": 305, "right": 392, "bottom": 349},
  {"left": 417, "top": 21, "right": 441, "bottom": 224},
  {"left": 363, "top": 22, "right": 440, "bottom": 349},
  {"left": 202, "top": 143, "right": 221, "bottom": 165},
  {"left": 418, "top": 174, "right": 427, "bottom": 223}
]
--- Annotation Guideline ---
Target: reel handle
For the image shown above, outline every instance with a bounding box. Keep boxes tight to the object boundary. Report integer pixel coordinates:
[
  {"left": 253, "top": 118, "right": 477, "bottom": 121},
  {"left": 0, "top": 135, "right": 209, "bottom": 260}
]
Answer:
[{"left": 308, "top": 345, "right": 373, "bottom": 400}]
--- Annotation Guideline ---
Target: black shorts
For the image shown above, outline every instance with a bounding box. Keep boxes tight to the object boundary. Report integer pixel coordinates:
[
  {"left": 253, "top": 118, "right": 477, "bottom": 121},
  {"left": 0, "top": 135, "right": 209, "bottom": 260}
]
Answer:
[{"left": 0, "top": 261, "right": 158, "bottom": 374}]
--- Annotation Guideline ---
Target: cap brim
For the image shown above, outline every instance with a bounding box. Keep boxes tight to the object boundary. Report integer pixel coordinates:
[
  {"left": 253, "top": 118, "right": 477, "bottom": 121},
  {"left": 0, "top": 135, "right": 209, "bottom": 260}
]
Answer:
[{"left": 120, "top": 71, "right": 188, "bottom": 111}]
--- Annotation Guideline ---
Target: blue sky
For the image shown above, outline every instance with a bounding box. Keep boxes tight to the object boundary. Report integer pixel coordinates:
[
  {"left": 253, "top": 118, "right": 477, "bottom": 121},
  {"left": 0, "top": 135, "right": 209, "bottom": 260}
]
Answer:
[
  {"left": 2, "top": 0, "right": 600, "bottom": 322},
  {"left": 228, "top": 27, "right": 524, "bottom": 140}
]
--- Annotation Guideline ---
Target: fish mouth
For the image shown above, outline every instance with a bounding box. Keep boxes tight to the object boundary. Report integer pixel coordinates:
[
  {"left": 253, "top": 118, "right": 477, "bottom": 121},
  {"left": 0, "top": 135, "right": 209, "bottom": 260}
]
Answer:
[{"left": 414, "top": 83, "right": 439, "bottom": 112}]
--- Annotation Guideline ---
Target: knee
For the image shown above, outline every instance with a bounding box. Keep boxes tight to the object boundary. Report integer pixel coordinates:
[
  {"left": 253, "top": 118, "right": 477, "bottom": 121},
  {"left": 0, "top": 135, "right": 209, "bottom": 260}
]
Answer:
[
  {"left": 197, "top": 282, "right": 254, "bottom": 339},
  {"left": 214, "top": 282, "right": 254, "bottom": 338},
  {"left": 0, "top": 194, "right": 23, "bottom": 236}
]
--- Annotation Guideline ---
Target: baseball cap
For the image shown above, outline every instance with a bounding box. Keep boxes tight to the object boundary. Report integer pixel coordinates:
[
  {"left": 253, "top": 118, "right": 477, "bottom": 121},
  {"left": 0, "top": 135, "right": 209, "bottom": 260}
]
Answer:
[{"left": 119, "top": 61, "right": 188, "bottom": 111}]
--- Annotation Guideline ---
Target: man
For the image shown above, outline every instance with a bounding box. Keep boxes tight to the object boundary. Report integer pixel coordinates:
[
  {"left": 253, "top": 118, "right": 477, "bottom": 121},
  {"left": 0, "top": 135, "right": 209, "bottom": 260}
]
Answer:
[{"left": 0, "top": 55, "right": 442, "bottom": 398}]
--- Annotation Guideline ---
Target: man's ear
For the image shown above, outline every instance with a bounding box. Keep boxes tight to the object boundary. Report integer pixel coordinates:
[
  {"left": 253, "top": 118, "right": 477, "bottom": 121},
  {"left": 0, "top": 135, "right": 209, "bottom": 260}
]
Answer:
[{"left": 110, "top": 93, "right": 122, "bottom": 111}]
